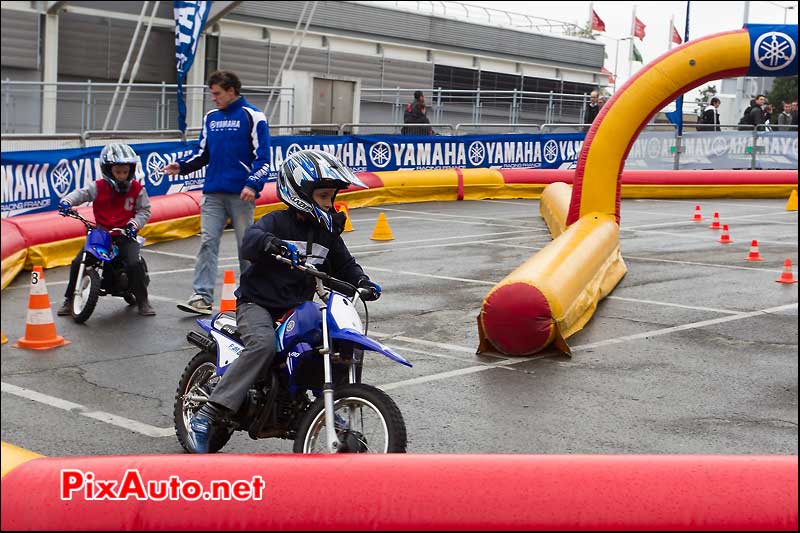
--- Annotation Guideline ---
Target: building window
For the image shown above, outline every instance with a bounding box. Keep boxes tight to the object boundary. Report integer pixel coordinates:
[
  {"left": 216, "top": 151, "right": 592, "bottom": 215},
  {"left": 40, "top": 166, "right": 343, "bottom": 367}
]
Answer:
[{"left": 205, "top": 35, "right": 219, "bottom": 79}]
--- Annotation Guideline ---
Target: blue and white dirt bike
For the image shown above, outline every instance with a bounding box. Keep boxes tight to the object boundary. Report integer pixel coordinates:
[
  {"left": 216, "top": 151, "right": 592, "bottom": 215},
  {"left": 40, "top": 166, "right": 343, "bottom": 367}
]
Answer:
[
  {"left": 174, "top": 253, "right": 412, "bottom": 454},
  {"left": 64, "top": 210, "right": 149, "bottom": 323}
]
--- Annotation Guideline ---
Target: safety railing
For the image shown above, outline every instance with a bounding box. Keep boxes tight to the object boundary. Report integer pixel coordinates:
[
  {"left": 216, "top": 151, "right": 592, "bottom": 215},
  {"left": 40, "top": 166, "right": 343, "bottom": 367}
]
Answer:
[
  {"left": 338, "top": 123, "right": 455, "bottom": 135},
  {"left": 454, "top": 123, "right": 543, "bottom": 135},
  {"left": 1, "top": 80, "right": 294, "bottom": 135}
]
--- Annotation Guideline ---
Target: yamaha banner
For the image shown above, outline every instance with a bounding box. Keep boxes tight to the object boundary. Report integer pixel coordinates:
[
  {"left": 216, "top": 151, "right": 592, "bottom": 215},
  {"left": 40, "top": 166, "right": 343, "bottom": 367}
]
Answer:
[
  {"left": 2, "top": 131, "right": 797, "bottom": 218},
  {"left": 745, "top": 24, "right": 798, "bottom": 77},
  {"left": 174, "top": 1, "right": 211, "bottom": 132}
]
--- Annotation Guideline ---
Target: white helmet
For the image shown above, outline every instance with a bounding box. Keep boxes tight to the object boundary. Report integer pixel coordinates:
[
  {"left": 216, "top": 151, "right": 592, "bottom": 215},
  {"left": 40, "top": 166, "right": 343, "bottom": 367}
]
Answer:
[
  {"left": 277, "top": 150, "right": 367, "bottom": 231},
  {"left": 99, "top": 143, "right": 138, "bottom": 193}
]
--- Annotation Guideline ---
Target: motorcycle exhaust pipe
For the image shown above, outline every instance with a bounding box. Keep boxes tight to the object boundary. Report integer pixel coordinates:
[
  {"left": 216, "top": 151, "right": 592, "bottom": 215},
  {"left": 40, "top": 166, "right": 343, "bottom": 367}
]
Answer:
[{"left": 187, "top": 331, "right": 216, "bottom": 353}]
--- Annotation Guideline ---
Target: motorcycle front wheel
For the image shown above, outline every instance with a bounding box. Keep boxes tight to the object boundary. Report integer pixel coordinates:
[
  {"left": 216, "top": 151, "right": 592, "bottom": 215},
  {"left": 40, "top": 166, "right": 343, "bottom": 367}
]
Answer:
[
  {"left": 174, "top": 351, "right": 234, "bottom": 454},
  {"left": 293, "top": 384, "right": 407, "bottom": 453},
  {"left": 72, "top": 268, "right": 100, "bottom": 323}
]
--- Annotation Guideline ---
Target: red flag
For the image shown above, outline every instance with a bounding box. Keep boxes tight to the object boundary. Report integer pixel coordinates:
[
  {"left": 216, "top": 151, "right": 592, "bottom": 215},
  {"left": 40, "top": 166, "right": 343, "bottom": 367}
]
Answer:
[
  {"left": 633, "top": 16, "right": 646, "bottom": 40},
  {"left": 591, "top": 9, "right": 606, "bottom": 32},
  {"left": 600, "top": 66, "right": 615, "bottom": 85},
  {"left": 671, "top": 24, "right": 682, "bottom": 44}
]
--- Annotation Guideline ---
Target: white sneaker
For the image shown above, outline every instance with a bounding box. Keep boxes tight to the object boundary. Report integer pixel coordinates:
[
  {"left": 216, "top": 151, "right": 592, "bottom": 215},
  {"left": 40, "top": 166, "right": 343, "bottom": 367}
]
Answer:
[{"left": 177, "top": 294, "right": 213, "bottom": 315}]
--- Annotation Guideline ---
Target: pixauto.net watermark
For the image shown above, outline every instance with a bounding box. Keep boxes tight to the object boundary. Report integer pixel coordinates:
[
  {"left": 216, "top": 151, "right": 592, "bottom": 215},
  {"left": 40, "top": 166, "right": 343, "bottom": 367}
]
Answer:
[{"left": 60, "top": 469, "right": 266, "bottom": 501}]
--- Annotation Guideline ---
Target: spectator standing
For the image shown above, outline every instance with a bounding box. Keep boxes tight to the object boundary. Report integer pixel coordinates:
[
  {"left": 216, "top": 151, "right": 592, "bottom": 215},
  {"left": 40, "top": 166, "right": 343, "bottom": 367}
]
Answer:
[
  {"left": 791, "top": 99, "right": 798, "bottom": 125},
  {"left": 698, "top": 97, "right": 721, "bottom": 132},
  {"left": 584, "top": 91, "right": 601, "bottom": 131},
  {"left": 777, "top": 101, "right": 793, "bottom": 131},
  {"left": 164, "top": 70, "right": 271, "bottom": 315},
  {"left": 402, "top": 90, "right": 433, "bottom": 135}
]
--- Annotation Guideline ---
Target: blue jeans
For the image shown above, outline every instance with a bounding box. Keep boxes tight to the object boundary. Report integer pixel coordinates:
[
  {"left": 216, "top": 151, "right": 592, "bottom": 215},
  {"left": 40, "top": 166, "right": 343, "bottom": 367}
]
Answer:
[{"left": 193, "top": 193, "right": 254, "bottom": 304}]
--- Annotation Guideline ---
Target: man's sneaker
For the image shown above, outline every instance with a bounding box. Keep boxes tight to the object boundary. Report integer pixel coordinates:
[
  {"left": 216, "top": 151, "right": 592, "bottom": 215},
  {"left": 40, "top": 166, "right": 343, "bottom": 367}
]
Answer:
[
  {"left": 177, "top": 294, "right": 213, "bottom": 315},
  {"left": 56, "top": 298, "right": 72, "bottom": 316},
  {"left": 186, "top": 413, "right": 212, "bottom": 453}
]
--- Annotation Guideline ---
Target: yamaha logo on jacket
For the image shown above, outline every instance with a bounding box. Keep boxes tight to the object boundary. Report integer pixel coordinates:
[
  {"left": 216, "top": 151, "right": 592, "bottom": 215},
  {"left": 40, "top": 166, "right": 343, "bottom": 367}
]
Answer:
[{"left": 179, "top": 95, "right": 272, "bottom": 196}]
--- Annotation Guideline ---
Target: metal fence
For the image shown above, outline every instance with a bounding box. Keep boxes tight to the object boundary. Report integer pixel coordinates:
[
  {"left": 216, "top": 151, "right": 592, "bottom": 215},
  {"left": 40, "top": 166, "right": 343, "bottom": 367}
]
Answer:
[
  {"left": 2, "top": 123, "right": 796, "bottom": 170},
  {"left": 1, "top": 80, "right": 294, "bottom": 135}
]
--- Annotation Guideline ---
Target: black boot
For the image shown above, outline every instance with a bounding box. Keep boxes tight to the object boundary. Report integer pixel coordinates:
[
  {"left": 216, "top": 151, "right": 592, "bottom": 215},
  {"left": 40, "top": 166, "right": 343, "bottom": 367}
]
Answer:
[
  {"left": 138, "top": 298, "right": 156, "bottom": 316},
  {"left": 57, "top": 297, "right": 72, "bottom": 316}
]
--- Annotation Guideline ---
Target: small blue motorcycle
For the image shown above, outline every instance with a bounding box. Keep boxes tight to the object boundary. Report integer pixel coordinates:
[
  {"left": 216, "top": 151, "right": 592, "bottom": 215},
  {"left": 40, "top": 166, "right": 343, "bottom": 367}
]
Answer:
[
  {"left": 64, "top": 210, "right": 149, "bottom": 323},
  {"left": 175, "top": 254, "right": 412, "bottom": 454}
]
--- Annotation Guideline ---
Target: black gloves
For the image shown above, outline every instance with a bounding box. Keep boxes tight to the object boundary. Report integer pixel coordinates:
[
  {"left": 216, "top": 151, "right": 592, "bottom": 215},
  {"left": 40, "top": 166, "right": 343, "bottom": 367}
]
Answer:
[{"left": 357, "top": 278, "right": 381, "bottom": 301}]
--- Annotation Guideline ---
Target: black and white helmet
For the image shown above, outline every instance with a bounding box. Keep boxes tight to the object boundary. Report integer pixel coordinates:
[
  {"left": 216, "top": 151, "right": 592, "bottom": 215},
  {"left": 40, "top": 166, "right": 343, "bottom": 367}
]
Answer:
[
  {"left": 277, "top": 150, "right": 367, "bottom": 231},
  {"left": 99, "top": 143, "right": 138, "bottom": 193}
]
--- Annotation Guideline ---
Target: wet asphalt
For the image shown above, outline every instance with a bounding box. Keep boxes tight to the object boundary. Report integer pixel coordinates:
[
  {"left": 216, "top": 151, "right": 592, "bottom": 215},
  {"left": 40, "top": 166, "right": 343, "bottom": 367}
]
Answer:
[{"left": 1, "top": 197, "right": 797, "bottom": 456}]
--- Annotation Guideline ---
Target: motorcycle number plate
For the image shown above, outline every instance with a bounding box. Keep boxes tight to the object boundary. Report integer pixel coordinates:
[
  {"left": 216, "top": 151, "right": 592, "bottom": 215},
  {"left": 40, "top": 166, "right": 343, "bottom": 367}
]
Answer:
[{"left": 329, "top": 293, "right": 363, "bottom": 334}]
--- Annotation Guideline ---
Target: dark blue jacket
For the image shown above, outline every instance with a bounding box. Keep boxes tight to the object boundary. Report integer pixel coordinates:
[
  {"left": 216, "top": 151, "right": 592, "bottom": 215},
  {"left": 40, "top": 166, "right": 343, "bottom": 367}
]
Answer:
[
  {"left": 179, "top": 96, "right": 271, "bottom": 195},
  {"left": 236, "top": 209, "right": 367, "bottom": 316}
]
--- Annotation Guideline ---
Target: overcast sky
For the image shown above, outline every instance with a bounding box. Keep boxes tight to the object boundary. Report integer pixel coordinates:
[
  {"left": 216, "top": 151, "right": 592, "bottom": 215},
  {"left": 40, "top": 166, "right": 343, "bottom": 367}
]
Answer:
[{"left": 370, "top": 1, "right": 798, "bottom": 99}]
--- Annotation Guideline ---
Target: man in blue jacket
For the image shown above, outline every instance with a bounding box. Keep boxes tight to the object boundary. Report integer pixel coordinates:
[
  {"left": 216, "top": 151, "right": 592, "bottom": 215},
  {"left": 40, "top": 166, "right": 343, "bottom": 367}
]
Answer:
[{"left": 165, "top": 70, "right": 271, "bottom": 314}]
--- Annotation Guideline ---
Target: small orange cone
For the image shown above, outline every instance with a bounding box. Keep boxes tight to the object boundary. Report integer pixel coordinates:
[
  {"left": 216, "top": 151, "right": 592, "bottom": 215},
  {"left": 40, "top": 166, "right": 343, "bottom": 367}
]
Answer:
[
  {"left": 14, "top": 266, "right": 70, "bottom": 350},
  {"left": 335, "top": 202, "right": 353, "bottom": 232},
  {"left": 219, "top": 270, "right": 237, "bottom": 313},
  {"left": 1, "top": 330, "right": 7, "bottom": 344},
  {"left": 776, "top": 259, "right": 798, "bottom": 284},
  {"left": 745, "top": 240, "right": 764, "bottom": 261},
  {"left": 709, "top": 212, "right": 721, "bottom": 229},
  {"left": 692, "top": 205, "right": 703, "bottom": 222},
  {"left": 718, "top": 224, "right": 732, "bottom": 244},
  {"left": 787, "top": 189, "right": 798, "bottom": 211},
  {"left": 370, "top": 213, "right": 394, "bottom": 241}
]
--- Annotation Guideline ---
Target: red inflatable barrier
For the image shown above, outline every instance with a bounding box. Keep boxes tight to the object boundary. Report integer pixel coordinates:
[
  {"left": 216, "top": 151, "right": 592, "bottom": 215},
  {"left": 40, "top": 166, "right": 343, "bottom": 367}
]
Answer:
[
  {"left": 1, "top": 454, "right": 796, "bottom": 530},
  {"left": 0, "top": 219, "right": 26, "bottom": 258}
]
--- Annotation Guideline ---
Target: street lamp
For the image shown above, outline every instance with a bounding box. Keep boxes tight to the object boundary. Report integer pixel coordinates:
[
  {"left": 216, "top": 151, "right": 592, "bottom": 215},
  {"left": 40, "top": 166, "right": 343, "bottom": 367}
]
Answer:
[{"left": 608, "top": 36, "right": 632, "bottom": 93}]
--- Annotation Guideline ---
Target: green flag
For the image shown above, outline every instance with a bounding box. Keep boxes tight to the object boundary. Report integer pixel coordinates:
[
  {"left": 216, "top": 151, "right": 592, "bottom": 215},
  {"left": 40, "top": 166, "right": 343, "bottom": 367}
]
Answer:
[{"left": 631, "top": 42, "right": 643, "bottom": 62}]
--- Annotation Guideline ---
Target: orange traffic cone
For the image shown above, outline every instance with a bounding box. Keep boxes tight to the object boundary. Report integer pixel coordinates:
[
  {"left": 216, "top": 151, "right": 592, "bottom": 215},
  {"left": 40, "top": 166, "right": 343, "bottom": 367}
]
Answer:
[
  {"left": 219, "top": 270, "right": 237, "bottom": 313},
  {"left": 692, "top": 205, "right": 703, "bottom": 222},
  {"left": 718, "top": 224, "right": 732, "bottom": 244},
  {"left": 709, "top": 212, "right": 721, "bottom": 229},
  {"left": 1, "top": 330, "right": 7, "bottom": 344},
  {"left": 14, "top": 266, "right": 70, "bottom": 350},
  {"left": 776, "top": 259, "right": 798, "bottom": 284},
  {"left": 787, "top": 189, "right": 798, "bottom": 211},
  {"left": 370, "top": 213, "right": 394, "bottom": 241},
  {"left": 745, "top": 240, "right": 764, "bottom": 261},
  {"left": 335, "top": 202, "right": 353, "bottom": 232}
]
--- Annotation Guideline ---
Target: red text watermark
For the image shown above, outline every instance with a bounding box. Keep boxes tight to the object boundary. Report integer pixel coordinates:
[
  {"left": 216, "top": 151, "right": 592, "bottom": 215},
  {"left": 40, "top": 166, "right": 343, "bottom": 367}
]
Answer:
[{"left": 60, "top": 469, "right": 266, "bottom": 501}]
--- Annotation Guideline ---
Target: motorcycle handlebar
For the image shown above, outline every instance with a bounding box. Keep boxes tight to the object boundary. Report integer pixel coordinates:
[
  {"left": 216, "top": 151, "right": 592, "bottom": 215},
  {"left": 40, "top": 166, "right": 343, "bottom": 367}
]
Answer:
[
  {"left": 63, "top": 211, "right": 133, "bottom": 238},
  {"left": 272, "top": 254, "right": 359, "bottom": 297}
]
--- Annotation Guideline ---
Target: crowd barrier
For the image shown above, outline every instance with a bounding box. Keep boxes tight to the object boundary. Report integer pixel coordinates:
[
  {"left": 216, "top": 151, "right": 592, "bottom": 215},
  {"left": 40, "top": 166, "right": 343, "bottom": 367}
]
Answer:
[
  {"left": 1, "top": 168, "right": 796, "bottom": 290},
  {"left": 1, "top": 446, "right": 796, "bottom": 530}
]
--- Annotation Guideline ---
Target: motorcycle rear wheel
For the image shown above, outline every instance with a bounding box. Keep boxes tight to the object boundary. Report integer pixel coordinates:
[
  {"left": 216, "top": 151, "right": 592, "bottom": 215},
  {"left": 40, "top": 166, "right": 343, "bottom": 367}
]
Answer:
[
  {"left": 72, "top": 268, "right": 100, "bottom": 323},
  {"left": 174, "top": 351, "right": 234, "bottom": 454},
  {"left": 293, "top": 384, "right": 407, "bottom": 453}
]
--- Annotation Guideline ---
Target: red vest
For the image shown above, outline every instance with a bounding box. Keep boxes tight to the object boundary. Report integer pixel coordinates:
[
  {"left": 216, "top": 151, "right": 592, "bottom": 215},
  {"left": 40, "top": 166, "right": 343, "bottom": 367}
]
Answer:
[{"left": 94, "top": 178, "right": 142, "bottom": 230}]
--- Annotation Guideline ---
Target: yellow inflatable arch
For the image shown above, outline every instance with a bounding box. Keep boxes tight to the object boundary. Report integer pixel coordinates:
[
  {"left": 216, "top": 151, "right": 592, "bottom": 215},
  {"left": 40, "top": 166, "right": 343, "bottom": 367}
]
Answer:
[{"left": 480, "top": 24, "right": 799, "bottom": 356}]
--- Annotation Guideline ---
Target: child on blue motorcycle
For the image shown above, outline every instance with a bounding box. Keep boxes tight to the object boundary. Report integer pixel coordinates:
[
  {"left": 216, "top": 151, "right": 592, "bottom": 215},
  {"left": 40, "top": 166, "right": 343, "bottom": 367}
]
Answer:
[
  {"left": 187, "top": 149, "right": 382, "bottom": 453},
  {"left": 57, "top": 143, "right": 155, "bottom": 316}
]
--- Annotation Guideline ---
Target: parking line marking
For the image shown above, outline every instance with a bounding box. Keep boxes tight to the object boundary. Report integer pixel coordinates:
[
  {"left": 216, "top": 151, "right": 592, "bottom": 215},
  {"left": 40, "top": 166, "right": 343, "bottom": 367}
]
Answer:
[
  {"left": 571, "top": 303, "right": 797, "bottom": 351},
  {"left": 605, "top": 296, "right": 743, "bottom": 315},
  {"left": 621, "top": 227, "right": 795, "bottom": 245},
  {"left": 348, "top": 229, "right": 536, "bottom": 250},
  {"left": 1, "top": 382, "right": 174, "bottom": 438},
  {"left": 624, "top": 255, "right": 790, "bottom": 273},
  {"left": 366, "top": 204, "right": 539, "bottom": 223}
]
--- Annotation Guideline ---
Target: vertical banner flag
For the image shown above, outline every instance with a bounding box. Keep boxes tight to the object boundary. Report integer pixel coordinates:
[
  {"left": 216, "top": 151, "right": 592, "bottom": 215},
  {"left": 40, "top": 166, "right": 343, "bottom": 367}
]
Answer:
[
  {"left": 591, "top": 9, "right": 606, "bottom": 32},
  {"left": 631, "top": 42, "right": 643, "bottom": 62},
  {"left": 633, "top": 17, "right": 647, "bottom": 40},
  {"left": 174, "top": 1, "right": 211, "bottom": 133}
]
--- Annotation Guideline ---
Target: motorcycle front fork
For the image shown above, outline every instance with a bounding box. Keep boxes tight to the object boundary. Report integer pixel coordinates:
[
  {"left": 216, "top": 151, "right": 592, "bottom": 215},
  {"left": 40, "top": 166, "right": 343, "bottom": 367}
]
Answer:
[
  {"left": 320, "top": 302, "right": 341, "bottom": 453},
  {"left": 73, "top": 251, "right": 87, "bottom": 300}
]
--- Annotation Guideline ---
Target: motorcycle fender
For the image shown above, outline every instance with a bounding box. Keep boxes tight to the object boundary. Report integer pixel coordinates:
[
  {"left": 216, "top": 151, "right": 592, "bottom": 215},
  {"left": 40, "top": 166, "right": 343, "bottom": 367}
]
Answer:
[
  {"left": 330, "top": 329, "right": 413, "bottom": 367},
  {"left": 210, "top": 330, "right": 245, "bottom": 376}
]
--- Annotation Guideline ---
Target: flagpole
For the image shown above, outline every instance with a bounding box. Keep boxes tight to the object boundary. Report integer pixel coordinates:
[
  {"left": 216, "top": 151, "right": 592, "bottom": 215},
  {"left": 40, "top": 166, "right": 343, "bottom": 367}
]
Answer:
[
  {"left": 668, "top": 15, "right": 674, "bottom": 50},
  {"left": 629, "top": 5, "right": 636, "bottom": 80},
  {"left": 588, "top": 2, "right": 594, "bottom": 33}
]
